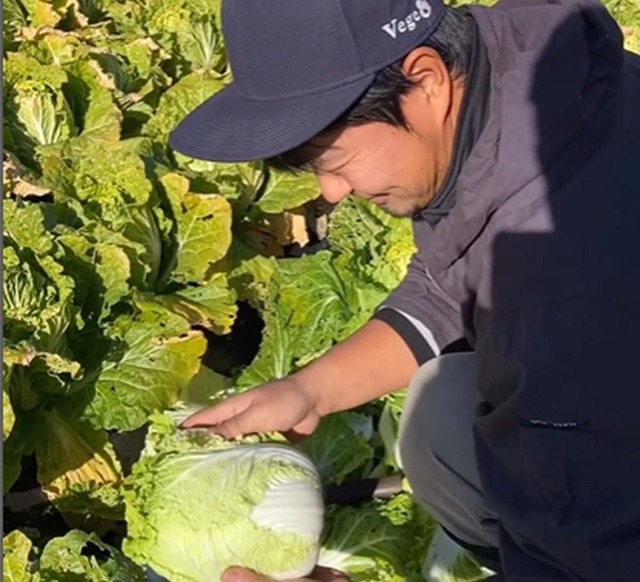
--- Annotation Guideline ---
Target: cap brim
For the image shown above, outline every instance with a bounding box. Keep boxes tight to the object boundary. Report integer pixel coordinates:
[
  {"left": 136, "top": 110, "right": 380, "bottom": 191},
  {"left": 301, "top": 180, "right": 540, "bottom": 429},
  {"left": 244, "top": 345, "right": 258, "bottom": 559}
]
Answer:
[{"left": 168, "top": 75, "right": 374, "bottom": 163}]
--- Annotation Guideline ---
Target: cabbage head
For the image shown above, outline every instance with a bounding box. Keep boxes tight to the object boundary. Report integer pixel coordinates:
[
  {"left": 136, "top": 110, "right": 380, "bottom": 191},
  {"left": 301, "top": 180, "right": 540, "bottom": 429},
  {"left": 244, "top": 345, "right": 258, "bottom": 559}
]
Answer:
[{"left": 123, "top": 443, "right": 325, "bottom": 582}]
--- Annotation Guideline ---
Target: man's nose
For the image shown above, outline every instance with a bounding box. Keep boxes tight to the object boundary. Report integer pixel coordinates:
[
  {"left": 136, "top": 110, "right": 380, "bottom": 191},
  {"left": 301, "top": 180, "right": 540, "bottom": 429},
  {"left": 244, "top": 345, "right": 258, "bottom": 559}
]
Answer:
[{"left": 315, "top": 173, "right": 352, "bottom": 204}]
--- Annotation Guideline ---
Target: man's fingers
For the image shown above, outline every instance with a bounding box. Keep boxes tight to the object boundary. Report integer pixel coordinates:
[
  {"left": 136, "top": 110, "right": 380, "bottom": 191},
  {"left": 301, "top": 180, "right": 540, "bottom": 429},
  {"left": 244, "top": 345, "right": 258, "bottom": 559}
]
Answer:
[
  {"left": 221, "top": 566, "right": 349, "bottom": 582},
  {"left": 179, "top": 394, "right": 251, "bottom": 429},
  {"left": 222, "top": 567, "right": 269, "bottom": 581},
  {"left": 214, "top": 405, "right": 270, "bottom": 439}
]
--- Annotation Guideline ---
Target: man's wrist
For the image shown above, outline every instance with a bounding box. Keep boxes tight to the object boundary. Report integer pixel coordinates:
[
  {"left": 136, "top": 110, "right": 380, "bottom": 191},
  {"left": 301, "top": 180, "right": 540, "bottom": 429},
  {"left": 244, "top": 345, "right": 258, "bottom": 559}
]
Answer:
[{"left": 290, "top": 367, "right": 331, "bottom": 419}]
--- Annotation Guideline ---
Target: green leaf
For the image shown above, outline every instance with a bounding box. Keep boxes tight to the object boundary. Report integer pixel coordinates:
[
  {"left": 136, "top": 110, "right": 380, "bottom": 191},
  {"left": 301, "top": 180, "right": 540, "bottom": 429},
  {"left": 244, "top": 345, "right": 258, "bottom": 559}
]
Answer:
[
  {"left": 7, "top": 350, "right": 82, "bottom": 407},
  {"left": 4, "top": 53, "right": 76, "bottom": 166},
  {"left": 3, "top": 199, "right": 54, "bottom": 256},
  {"left": 3, "top": 0, "right": 28, "bottom": 52},
  {"left": 143, "top": 273, "right": 237, "bottom": 334},
  {"left": 19, "top": 0, "right": 74, "bottom": 29},
  {"left": 161, "top": 172, "right": 232, "bottom": 285},
  {"left": 136, "top": 0, "right": 227, "bottom": 77},
  {"left": 63, "top": 60, "right": 123, "bottom": 149},
  {"left": 277, "top": 252, "right": 387, "bottom": 356},
  {"left": 42, "top": 142, "right": 165, "bottom": 289},
  {"left": 3, "top": 245, "right": 78, "bottom": 354},
  {"left": 235, "top": 299, "right": 296, "bottom": 388},
  {"left": 19, "top": 30, "right": 87, "bottom": 66},
  {"left": 179, "top": 365, "right": 231, "bottom": 406},
  {"left": 329, "top": 196, "right": 415, "bottom": 291},
  {"left": 56, "top": 225, "right": 148, "bottom": 317},
  {"left": 228, "top": 253, "right": 278, "bottom": 307},
  {"left": 300, "top": 412, "right": 375, "bottom": 484},
  {"left": 237, "top": 252, "right": 387, "bottom": 388},
  {"left": 257, "top": 170, "right": 320, "bottom": 214},
  {"left": 319, "top": 493, "right": 437, "bottom": 582},
  {"left": 38, "top": 530, "right": 146, "bottom": 582},
  {"left": 2, "top": 530, "right": 34, "bottom": 582},
  {"left": 86, "top": 307, "right": 207, "bottom": 431}
]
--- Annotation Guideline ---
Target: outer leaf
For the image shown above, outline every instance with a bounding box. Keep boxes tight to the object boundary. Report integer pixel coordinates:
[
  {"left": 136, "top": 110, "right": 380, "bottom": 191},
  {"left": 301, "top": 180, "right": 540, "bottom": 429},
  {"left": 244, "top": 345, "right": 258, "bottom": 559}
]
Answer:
[
  {"left": 278, "top": 252, "right": 387, "bottom": 357},
  {"left": 32, "top": 410, "right": 124, "bottom": 519},
  {"left": 228, "top": 253, "right": 278, "bottom": 306},
  {"left": 45, "top": 142, "right": 165, "bottom": 289},
  {"left": 56, "top": 225, "right": 148, "bottom": 316},
  {"left": 161, "top": 172, "right": 232, "bottom": 285},
  {"left": 300, "top": 412, "right": 374, "bottom": 484},
  {"left": 237, "top": 252, "right": 387, "bottom": 388},
  {"left": 63, "top": 60, "right": 123, "bottom": 150},
  {"left": 7, "top": 351, "right": 82, "bottom": 406},
  {"left": 319, "top": 493, "right": 437, "bottom": 582},
  {"left": 3, "top": 246, "right": 78, "bottom": 354},
  {"left": 146, "top": 273, "right": 237, "bottom": 334},
  {"left": 87, "top": 308, "right": 207, "bottom": 431},
  {"left": 179, "top": 365, "right": 231, "bottom": 406},
  {"left": 94, "top": 244, "right": 131, "bottom": 318},
  {"left": 329, "top": 196, "right": 415, "bottom": 291},
  {"left": 4, "top": 53, "right": 76, "bottom": 165},
  {"left": 235, "top": 301, "right": 296, "bottom": 388},
  {"left": 3, "top": 0, "right": 28, "bottom": 51},
  {"left": 38, "top": 530, "right": 146, "bottom": 582},
  {"left": 2, "top": 530, "right": 34, "bottom": 582},
  {"left": 257, "top": 170, "right": 319, "bottom": 214},
  {"left": 3, "top": 199, "right": 55, "bottom": 255}
]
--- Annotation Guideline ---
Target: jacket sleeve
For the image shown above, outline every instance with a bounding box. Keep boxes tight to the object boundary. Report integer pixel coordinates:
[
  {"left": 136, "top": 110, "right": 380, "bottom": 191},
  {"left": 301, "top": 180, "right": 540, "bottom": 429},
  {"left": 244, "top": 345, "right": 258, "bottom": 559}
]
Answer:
[
  {"left": 474, "top": 296, "right": 640, "bottom": 581},
  {"left": 371, "top": 253, "right": 467, "bottom": 364}
]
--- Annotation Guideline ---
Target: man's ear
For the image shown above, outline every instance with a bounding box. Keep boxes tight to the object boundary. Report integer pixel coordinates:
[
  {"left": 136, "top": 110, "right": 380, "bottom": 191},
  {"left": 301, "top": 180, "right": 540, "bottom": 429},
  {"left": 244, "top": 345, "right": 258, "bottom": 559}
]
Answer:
[{"left": 401, "top": 47, "right": 450, "bottom": 102}]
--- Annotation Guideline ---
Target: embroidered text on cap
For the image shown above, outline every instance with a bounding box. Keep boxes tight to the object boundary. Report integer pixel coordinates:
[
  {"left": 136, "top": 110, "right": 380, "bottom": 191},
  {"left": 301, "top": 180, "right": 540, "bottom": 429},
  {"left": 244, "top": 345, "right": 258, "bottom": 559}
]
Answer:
[{"left": 382, "top": 0, "right": 434, "bottom": 40}]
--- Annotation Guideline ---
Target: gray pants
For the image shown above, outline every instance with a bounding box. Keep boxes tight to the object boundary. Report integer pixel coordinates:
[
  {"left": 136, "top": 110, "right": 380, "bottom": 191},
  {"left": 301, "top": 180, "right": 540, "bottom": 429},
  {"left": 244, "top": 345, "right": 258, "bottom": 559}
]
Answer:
[{"left": 398, "top": 353, "right": 500, "bottom": 549}]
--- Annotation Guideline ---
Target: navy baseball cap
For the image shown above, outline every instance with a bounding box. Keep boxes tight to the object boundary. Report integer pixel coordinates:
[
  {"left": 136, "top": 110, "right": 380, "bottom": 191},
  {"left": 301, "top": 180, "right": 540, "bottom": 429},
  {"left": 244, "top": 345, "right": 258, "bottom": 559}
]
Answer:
[{"left": 169, "top": 0, "right": 446, "bottom": 163}]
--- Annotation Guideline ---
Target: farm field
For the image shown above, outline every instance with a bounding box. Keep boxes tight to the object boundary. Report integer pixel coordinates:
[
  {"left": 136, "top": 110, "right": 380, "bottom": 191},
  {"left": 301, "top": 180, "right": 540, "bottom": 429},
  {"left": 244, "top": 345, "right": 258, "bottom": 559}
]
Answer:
[{"left": 3, "top": 0, "right": 639, "bottom": 580}]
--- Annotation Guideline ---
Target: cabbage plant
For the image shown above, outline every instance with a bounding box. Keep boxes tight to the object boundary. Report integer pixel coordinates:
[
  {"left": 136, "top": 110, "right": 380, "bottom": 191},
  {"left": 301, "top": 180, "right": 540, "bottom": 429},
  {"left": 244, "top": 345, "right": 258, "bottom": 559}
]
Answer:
[{"left": 123, "top": 441, "right": 325, "bottom": 582}]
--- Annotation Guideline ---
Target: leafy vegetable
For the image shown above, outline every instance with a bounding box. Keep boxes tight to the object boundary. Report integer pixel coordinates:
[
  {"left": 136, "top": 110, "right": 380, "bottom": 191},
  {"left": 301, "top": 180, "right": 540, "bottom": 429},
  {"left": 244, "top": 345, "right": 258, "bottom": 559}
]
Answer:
[{"left": 123, "top": 433, "right": 325, "bottom": 582}]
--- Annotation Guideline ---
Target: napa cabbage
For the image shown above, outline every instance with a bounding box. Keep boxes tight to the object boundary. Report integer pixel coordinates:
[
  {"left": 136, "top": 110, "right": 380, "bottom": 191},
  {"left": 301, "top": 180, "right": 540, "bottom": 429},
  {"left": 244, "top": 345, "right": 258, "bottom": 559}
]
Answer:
[{"left": 123, "top": 418, "right": 325, "bottom": 582}]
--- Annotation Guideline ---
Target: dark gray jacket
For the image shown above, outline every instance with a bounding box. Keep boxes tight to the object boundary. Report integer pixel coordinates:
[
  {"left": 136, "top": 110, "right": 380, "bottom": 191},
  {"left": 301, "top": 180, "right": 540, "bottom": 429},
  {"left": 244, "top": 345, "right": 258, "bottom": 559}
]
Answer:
[{"left": 382, "top": 0, "right": 640, "bottom": 579}]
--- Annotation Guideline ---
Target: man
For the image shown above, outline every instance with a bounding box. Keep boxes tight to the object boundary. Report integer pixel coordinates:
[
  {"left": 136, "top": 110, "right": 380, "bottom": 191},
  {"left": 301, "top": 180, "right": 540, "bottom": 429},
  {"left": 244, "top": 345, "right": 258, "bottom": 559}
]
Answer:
[{"left": 171, "top": 0, "right": 640, "bottom": 580}]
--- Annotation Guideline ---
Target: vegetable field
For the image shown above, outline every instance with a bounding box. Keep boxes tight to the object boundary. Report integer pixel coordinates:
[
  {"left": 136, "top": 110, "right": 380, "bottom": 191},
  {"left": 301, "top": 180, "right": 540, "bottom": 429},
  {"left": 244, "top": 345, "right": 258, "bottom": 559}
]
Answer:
[{"left": 3, "top": 0, "right": 639, "bottom": 580}]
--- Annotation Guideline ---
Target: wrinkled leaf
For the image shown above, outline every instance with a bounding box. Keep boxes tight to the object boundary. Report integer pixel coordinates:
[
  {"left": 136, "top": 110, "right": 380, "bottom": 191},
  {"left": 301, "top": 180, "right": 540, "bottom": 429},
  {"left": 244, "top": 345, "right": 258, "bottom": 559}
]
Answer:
[
  {"left": 300, "top": 412, "right": 375, "bottom": 484},
  {"left": 257, "top": 170, "right": 319, "bottom": 214},
  {"left": 2, "top": 530, "right": 34, "bottom": 582},
  {"left": 87, "top": 307, "right": 206, "bottom": 431},
  {"left": 18, "top": 410, "right": 123, "bottom": 520},
  {"left": 161, "top": 172, "right": 232, "bottom": 285},
  {"left": 38, "top": 530, "right": 146, "bottom": 582}
]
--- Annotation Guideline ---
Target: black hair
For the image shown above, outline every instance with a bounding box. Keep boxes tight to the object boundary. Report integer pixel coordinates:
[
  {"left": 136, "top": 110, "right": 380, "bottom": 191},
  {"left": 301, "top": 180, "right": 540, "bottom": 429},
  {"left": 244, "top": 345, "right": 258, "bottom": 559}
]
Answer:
[{"left": 265, "top": 7, "right": 475, "bottom": 174}]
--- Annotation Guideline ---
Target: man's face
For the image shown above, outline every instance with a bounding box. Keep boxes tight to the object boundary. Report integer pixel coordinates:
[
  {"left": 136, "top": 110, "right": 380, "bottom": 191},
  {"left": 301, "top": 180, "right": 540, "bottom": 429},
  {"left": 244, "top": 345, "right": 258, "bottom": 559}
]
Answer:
[{"left": 306, "top": 49, "right": 463, "bottom": 218}]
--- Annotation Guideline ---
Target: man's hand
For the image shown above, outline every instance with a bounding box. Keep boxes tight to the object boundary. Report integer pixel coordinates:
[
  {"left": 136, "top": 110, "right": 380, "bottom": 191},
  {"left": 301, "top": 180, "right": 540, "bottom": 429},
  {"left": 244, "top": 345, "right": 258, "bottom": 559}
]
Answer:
[
  {"left": 180, "top": 377, "right": 322, "bottom": 440},
  {"left": 222, "top": 566, "right": 349, "bottom": 582},
  {"left": 182, "top": 320, "right": 418, "bottom": 439}
]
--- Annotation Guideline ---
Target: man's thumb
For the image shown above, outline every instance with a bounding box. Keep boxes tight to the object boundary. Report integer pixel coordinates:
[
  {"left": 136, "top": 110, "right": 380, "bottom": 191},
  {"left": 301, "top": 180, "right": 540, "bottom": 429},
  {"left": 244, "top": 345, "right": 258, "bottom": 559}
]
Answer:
[{"left": 222, "top": 566, "right": 270, "bottom": 582}]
